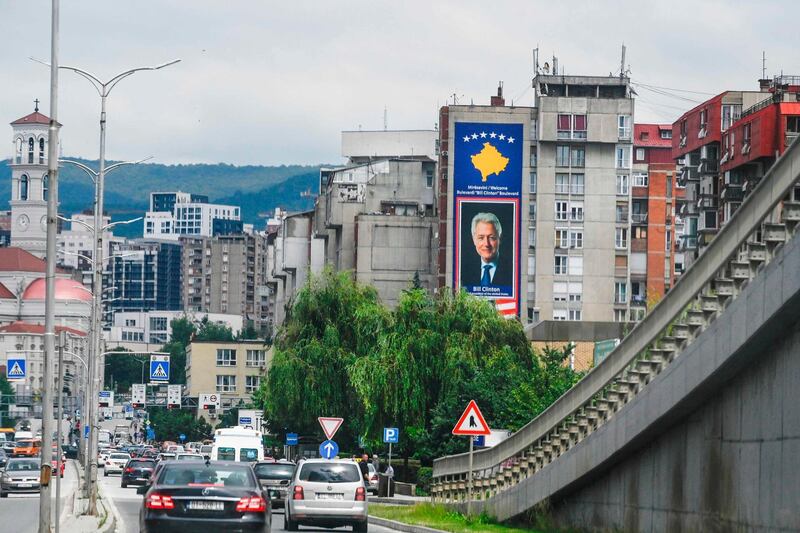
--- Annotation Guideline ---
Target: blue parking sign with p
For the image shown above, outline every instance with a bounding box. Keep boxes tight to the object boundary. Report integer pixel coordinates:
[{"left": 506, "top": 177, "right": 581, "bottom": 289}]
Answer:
[
  {"left": 6, "top": 357, "right": 26, "bottom": 380},
  {"left": 383, "top": 427, "right": 399, "bottom": 443}
]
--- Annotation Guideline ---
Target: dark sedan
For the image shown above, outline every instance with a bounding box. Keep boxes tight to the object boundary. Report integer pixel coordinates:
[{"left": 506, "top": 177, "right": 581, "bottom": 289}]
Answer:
[
  {"left": 0, "top": 449, "right": 7, "bottom": 468},
  {"left": 122, "top": 458, "right": 156, "bottom": 488},
  {"left": 253, "top": 461, "right": 295, "bottom": 509},
  {"left": 139, "top": 460, "right": 271, "bottom": 533}
]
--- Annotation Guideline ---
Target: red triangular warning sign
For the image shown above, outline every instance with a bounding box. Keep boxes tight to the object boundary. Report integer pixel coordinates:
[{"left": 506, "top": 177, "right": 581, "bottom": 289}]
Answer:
[
  {"left": 452, "top": 400, "right": 491, "bottom": 436},
  {"left": 318, "top": 417, "right": 344, "bottom": 440}
]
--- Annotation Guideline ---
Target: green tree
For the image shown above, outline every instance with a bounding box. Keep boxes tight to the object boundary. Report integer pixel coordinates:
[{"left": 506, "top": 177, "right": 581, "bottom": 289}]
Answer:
[
  {"left": 103, "top": 347, "right": 148, "bottom": 393},
  {"left": 147, "top": 407, "right": 214, "bottom": 442},
  {"left": 0, "top": 374, "right": 15, "bottom": 425}
]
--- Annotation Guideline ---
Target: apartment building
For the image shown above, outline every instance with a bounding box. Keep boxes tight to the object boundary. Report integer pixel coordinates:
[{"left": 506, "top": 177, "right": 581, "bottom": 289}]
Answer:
[
  {"left": 105, "top": 310, "right": 243, "bottom": 351},
  {"left": 144, "top": 191, "right": 242, "bottom": 240},
  {"left": 181, "top": 232, "right": 270, "bottom": 336},
  {"left": 185, "top": 340, "right": 270, "bottom": 413},
  {"left": 629, "top": 124, "right": 683, "bottom": 319},
  {"left": 438, "top": 76, "right": 635, "bottom": 323}
]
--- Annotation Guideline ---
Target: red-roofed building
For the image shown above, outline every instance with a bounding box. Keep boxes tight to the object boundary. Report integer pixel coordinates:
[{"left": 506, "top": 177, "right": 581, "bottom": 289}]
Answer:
[{"left": 628, "top": 124, "right": 683, "bottom": 319}]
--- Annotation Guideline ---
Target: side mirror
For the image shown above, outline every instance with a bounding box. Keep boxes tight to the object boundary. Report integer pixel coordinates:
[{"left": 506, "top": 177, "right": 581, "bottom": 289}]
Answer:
[{"left": 136, "top": 485, "right": 148, "bottom": 495}]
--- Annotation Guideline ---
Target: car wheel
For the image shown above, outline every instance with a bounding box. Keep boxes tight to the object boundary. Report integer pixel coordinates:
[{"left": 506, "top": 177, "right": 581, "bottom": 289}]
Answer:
[
  {"left": 104, "top": 470, "right": 108, "bottom": 477},
  {"left": 354, "top": 521, "right": 368, "bottom": 533},
  {"left": 285, "top": 512, "right": 298, "bottom": 531},
  {"left": 121, "top": 481, "right": 127, "bottom": 488},
  {"left": 0, "top": 491, "right": 6, "bottom": 498}
]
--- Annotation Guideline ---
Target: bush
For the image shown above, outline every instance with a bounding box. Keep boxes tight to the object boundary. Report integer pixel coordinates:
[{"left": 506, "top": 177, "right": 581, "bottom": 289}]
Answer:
[{"left": 416, "top": 466, "right": 432, "bottom": 495}]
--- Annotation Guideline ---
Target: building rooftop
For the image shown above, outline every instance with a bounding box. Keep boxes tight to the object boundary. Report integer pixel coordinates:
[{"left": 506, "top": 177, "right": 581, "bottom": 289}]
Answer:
[
  {"left": 0, "top": 321, "right": 86, "bottom": 337},
  {"left": 0, "top": 248, "right": 52, "bottom": 273},
  {"left": 634, "top": 124, "right": 672, "bottom": 148},
  {"left": 21, "top": 278, "right": 92, "bottom": 302},
  {"left": 11, "top": 110, "right": 57, "bottom": 126}
]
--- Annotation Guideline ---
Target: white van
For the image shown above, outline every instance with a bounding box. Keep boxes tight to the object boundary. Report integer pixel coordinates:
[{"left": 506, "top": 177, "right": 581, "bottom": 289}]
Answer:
[{"left": 211, "top": 426, "right": 263, "bottom": 462}]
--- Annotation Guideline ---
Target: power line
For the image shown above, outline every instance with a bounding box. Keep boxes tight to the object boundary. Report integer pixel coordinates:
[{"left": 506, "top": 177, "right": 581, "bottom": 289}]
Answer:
[
  {"left": 632, "top": 79, "right": 716, "bottom": 96},
  {"left": 632, "top": 83, "right": 702, "bottom": 104}
]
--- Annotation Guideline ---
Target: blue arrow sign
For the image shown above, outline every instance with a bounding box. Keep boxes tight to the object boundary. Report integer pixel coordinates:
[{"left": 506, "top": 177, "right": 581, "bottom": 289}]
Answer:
[
  {"left": 179, "top": 433, "right": 186, "bottom": 442},
  {"left": 6, "top": 358, "right": 26, "bottom": 380},
  {"left": 319, "top": 439, "right": 339, "bottom": 460},
  {"left": 150, "top": 356, "right": 170, "bottom": 382},
  {"left": 383, "top": 427, "right": 399, "bottom": 443},
  {"left": 286, "top": 433, "right": 299, "bottom": 446}
]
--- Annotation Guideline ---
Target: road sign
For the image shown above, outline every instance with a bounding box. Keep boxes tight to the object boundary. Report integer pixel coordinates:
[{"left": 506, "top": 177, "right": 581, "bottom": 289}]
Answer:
[
  {"left": 98, "top": 390, "right": 114, "bottom": 408},
  {"left": 473, "top": 435, "right": 485, "bottom": 447},
  {"left": 84, "top": 425, "right": 89, "bottom": 439},
  {"left": 131, "top": 384, "right": 147, "bottom": 407},
  {"left": 6, "top": 356, "right": 26, "bottom": 381},
  {"left": 146, "top": 427, "right": 155, "bottom": 441},
  {"left": 452, "top": 400, "right": 491, "bottom": 436},
  {"left": 318, "top": 417, "right": 344, "bottom": 440},
  {"left": 167, "top": 384, "right": 181, "bottom": 408},
  {"left": 319, "top": 439, "right": 339, "bottom": 460},
  {"left": 383, "top": 427, "right": 399, "bottom": 443},
  {"left": 199, "top": 393, "right": 221, "bottom": 410},
  {"left": 179, "top": 433, "right": 186, "bottom": 442},
  {"left": 286, "top": 433, "right": 299, "bottom": 446},
  {"left": 238, "top": 409, "right": 264, "bottom": 430},
  {"left": 150, "top": 354, "right": 170, "bottom": 383}
]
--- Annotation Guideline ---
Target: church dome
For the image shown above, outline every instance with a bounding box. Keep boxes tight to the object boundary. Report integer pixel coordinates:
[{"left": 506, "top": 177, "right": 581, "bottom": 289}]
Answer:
[{"left": 21, "top": 278, "right": 92, "bottom": 302}]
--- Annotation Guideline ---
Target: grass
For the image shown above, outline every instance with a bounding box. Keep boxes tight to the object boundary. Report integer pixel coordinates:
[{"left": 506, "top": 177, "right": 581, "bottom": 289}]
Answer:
[{"left": 370, "top": 504, "right": 552, "bottom": 533}]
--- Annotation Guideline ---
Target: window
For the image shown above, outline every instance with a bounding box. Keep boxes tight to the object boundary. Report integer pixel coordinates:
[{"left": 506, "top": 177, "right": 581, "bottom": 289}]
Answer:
[
  {"left": 569, "top": 309, "right": 582, "bottom": 321},
  {"left": 216, "top": 375, "right": 236, "bottom": 393},
  {"left": 149, "top": 317, "right": 168, "bottom": 331},
  {"left": 568, "top": 256, "right": 583, "bottom": 275},
  {"left": 556, "top": 145, "right": 570, "bottom": 167},
  {"left": 633, "top": 172, "right": 648, "bottom": 187},
  {"left": 660, "top": 129, "right": 672, "bottom": 139},
  {"left": 555, "top": 173, "right": 570, "bottom": 194},
  {"left": 614, "top": 309, "right": 627, "bottom": 322},
  {"left": 666, "top": 229, "right": 672, "bottom": 251},
  {"left": 38, "top": 138, "right": 45, "bottom": 164},
  {"left": 616, "top": 145, "right": 631, "bottom": 169},
  {"left": 569, "top": 202, "right": 584, "bottom": 221},
  {"left": 616, "top": 204, "right": 628, "bottom": 223},
  {"left": 721, "top": 104, "right": 741, "bottom": 131},
  {"left": 787, "top": 116, "right": 800, "bottom": 133},
  {"left": 699, "top": 109, "right": 708, "bottom": 131},
  {"left": 42, "top": 174, "right": 48, "bottom": 201},
  {"left": 28, "top": 138, "right": 34, "bottom": 164},
  {"left": 633, "top": 226, "right": 648, "bottom": 239},
  {"left": 125, "top": 319, "right": 136, "bottom": 327},
  {"left": 20, "top": 175, "right": 29, "bottom": 201},
  {"left": 573, "top": 115, "right": 587, "bottom": 138},
  {"left": 615, "top": 281, "right": 628, "bottom": 304},
  {"left": 570, "top": 174, "right": 585, "bottom": 195},
  {"left": 425, "top": 170, "right": 433, "bottom": 189},
  {"left": 616, "top": 174, "right": 629, "bottom": 195},
  {"left": 554, "top": 255, "right": 568, "bottom": 275},
  {"left": 14, "top": 138, "right": 22, "bottom": 164},
  {"left": 570, "top": 230, "right": 584, "bottom": 249},
  {"left": 529, "top": 172, "right": 537, "bottom": 193},
  {"left": 555, "top": 229, "right": 569, "bottom": 248},
  {"left": 528, "top": 254, "right": 536, "bottom": 276},
  {"left": 528, "top": 227, "right": 536, "bottom": 247},
  {"left": 615, "top": 228, "right": 628, "bottom": 249},
  {"left": 618, "top": 115, "right": 631, "bottom": 139},
  {"left": 553, "top": 309, "right": 568, "bottom": 321},
  {"left": 246, "top": 349, "right": 265, "bottom": 367},
  {"left": 245, "top": 375, "right": 261, "bottom": 393},
  {"left": 553, "top": 281, "right": 567, "bottom": 301},
  {"left": 557, "top": 114, "right": 571, "bottom": 138},
  {"left": 571, "top": 146, "right": 585, "bottom": 167},
  {"left": 635, "top": 148, "right": 645, "bottom": 161},
  {"left": 216, "top": 349, "right": 236, "bottom": 366},
  {"left": 529, "top": 201, "right": 536, "bottom": 221},
  {"left": 555, "top": 201, "right": 568, "bottom": 221}
]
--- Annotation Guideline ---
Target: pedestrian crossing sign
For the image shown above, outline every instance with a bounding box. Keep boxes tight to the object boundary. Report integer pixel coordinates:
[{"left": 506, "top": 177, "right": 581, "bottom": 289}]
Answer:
[
  {"left": 452, "top": 399, "right": 491, "bottom": 436},
  {"left": 6, "top": 357, "right": 26, "bottom": 380},
  {"left": 149, "top": 354, "right": 170, "bottom": 383}
]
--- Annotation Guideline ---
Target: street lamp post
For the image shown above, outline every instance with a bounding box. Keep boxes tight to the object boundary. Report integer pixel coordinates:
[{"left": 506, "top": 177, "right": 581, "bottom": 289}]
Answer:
[{"left": 38, "top": 58, "right": 180, "bottom": 514}]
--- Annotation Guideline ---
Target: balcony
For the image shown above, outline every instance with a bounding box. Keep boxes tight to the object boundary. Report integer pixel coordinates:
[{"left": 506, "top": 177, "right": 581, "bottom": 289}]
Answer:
[
  {"left": 631, "top": 213, "right": 648, "bottom": 224},
  {"left": 631, "top": 238, "right": 648, "bottom": 253},
  {"left": 721, "top": 187, "right": 744, "bottom": 202},
  {"left": 697, "top": 194, "right": 718, "bottom": 210},
  {"left": 630, "top": 295, "right": 647, "bottom": 307},
  {"left": 679, "top": 235, "right": 698, "bottom": 251}
]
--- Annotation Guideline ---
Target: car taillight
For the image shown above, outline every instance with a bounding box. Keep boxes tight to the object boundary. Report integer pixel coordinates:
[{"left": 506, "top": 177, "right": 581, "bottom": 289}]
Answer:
[
  {"left": 145, "top": 493, "right": 175, "bottom": 510},
  {"left": 292, "top": 486, "right": 304, "bottom": 500},
  {"left": 124, "top": 467, "right": 134, "bottom": 473},
  {"left": 236, "top": 496, "right": 267, "bottom": 512},
  {"left": 369, "top": 475, "right": 378, "bottom": 482},
  {"left": 355, "top": 487, "right": 366, "bottom": 501}
]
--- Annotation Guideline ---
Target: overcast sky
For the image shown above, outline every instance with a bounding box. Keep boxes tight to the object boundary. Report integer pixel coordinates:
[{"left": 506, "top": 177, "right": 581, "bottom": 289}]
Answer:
[{"left": 2, "top": 0, "right": 798, "bottom": 166}]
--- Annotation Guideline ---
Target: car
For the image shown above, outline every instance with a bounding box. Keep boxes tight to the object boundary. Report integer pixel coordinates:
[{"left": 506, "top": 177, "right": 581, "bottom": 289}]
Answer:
[
  {"left": 2, "top": 442, "right": 16, "bottom": 454},
  {"left": 155, "top": 453, "right": 176, "bottom": 464},
  {"left": 285, "top": 459, "right": 368, "bottom": 532},
  {"left": 98, "top": 449, "right": 112, "bottom": 468},
  {"left": 104, "top": 452, "right": 132, "bottom": 477},
  {"left": 366, "top": 463, "right": 379, "bottom": 495},
  {"left": 0, "top": 449, "right": 7, "bottom": 469},
  {"left": 253, "top": 460, "right": 295, "bottom": 509},
  {"left": 138, "top": 460, "right": 271, "bottom": 533},
  {"left": 200, "top": 444, "right": 213, "bottom": 457},
  {"left": 0, "top": 458, "right": 41, "bottom": 497},
  {"left": 50, "top": 447, "right": 66, "bottom": 478},
  {"left": 64, "top": 444, "right": 79, "bottom": 460},
  {"left": 121, "top": 458, "right": 156, "bottom": 488},
  {"left": 13, "top": 439, "right": 41, "bottom": 458},
  {"left": 166, "top": 445, "right": 185, "bottom": 453},
  {"left": 175, "top": 453, "right": 204, "bottom": 461}
]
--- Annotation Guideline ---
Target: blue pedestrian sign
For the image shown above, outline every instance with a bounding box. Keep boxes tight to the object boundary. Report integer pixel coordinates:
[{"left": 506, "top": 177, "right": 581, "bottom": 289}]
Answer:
[
  {"left": 473, "top": 435, "right": 485, "bottom": 447},
  {"left": 150, "top": 354, "right": 170, "bottom": 383},
  {"left": 179, "top": 433, "right": 186, "bottom": 442},
  {"left": 6, "top": 356, "right": 26, "bottom": 380},
  {"left": 383, "top": 427, "right": 399, "bottom": 444},
  {"left": 286, "top": 433, "right": 299, "bottom": 446},
  {"left": 146, "top": 427, "right": 155, "bottom": 441},
  {"left": 319, "top": 439, "right": 339, "bottom": 460},
  {"left": 84, "top": 425, "right": 89, "bottom": 439}
]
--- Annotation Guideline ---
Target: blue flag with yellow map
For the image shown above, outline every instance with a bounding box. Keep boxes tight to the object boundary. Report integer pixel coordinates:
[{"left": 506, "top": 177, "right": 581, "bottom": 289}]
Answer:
[{"left": 453, "top": 122, "right": 522, "bottom": 197}]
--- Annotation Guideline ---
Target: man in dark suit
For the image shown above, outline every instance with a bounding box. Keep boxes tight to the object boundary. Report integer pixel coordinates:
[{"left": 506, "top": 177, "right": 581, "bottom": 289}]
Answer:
[{"left": 462, "top": 212, "right": 512, "bottom": 288}]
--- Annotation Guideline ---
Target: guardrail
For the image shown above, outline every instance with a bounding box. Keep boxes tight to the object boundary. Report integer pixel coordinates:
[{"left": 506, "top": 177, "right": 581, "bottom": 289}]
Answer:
[{"left": 432, "top": 136, "right": 800, "bottom": 502}]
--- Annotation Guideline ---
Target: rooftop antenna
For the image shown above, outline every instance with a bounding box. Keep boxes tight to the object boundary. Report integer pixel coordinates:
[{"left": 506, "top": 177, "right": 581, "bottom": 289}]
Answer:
[
  {"left": 619, "top": 43, "right": 627, "bottom": 80},
  {"left": 383, "top": 106, "right": 388, "bottom": 131},
  {"left": 533, "top": 47, "right": 539, "bottom": 74},
  {"left": 762, "top": 51, "right": 767, "bottom": 80},
  {"left": 552, "top": 54, "right": 558, "bottom": 76}
]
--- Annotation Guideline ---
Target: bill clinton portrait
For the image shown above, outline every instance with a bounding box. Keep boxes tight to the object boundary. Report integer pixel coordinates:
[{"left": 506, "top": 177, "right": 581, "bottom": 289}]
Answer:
[{"left": 460, "top": 210, "right": 513, "bottom": 289}]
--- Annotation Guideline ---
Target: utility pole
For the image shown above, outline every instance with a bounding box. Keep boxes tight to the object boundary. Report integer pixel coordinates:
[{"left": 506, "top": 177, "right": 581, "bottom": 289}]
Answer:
[
  {"left": 39, "top": 0, "right": 60, "bottom": 531},
  {"left": 55, "top": 332, "right": 66, "bottom": 533}
]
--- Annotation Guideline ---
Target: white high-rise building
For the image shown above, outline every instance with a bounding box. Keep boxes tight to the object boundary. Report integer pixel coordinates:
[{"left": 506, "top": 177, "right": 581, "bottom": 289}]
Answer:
[
  {"left": 143, "top": 191, "right": 241, "bottom": 240},
  {"left": 9, "top": 104, "right": 55, "bottom": 258}
]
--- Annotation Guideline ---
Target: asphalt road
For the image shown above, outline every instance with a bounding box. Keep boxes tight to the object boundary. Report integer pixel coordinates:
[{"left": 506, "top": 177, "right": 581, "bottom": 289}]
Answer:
[
  {"left": 98, "top": 469, "right": 401, "bottom": 533},
  {"left": 0, "top": 459, "right": 79, "bottom": 533}
]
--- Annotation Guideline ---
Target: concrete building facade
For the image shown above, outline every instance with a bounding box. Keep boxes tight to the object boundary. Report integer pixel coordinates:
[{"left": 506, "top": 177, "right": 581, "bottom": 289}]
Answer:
[{"left": 105, "top": 310, "right": 244, "bottom": 352}]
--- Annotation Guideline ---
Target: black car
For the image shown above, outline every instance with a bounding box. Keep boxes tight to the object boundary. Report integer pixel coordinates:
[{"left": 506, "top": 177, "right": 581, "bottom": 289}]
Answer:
[
  {"left": 121, "top": 458, "right": 156, "bottom": 488},
  {"left": 252, "top": 461, "right": 295, "bottom": 509},
  {"left": 138, "top": 460, "right": 271, "bottom": 533},
  {"left": 0, "top": 449, "right": 7, "bottom": 468},
  {"left": 64, "top": 444, "right": 79, "bottom": 460}
]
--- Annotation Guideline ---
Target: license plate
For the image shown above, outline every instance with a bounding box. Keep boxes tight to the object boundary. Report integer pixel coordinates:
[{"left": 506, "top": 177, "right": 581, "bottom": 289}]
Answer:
[
  {"left": 187, "top": 500, "right": 225, "bottom": 511},
  {"left": 316, "top": 493, "right": 343, "bottom": 500},
  {"left": 17, "top": 483, "right": 32, "bottom": 488}
]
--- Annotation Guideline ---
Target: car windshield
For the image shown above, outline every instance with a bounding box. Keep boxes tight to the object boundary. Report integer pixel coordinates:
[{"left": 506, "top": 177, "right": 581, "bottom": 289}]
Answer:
[
  {"left": 7, "top": 460, "right": 39, "bottom": 471},
  {"left": 16, "top": 441, "right": 36, "bottom": 449},
  {"left": 239, "top": 448, "right": 259, "bottom": 462},
  {"left": 111, "top": 454, "right": 130, "bottom": 460},
  {"left": 254, "top": 463, "right": 294, "bottom": 480},
  {"left": 298, "top": 463, "right": 361, "bottom": 483},
  {"left": 177, "top": 454, "right": 203, "bottom": 460},
  {"left": 159, "top": 454, "right": 176, "bottom": 460},
  {"left": 158, "top": 464, "right": 255, "bottom": 488},
  {"left": 217, "top": 447, "right": 235, "bottom": 461},
  {"left": 129, "top": 460, "right": 155, "bottom": 468}
]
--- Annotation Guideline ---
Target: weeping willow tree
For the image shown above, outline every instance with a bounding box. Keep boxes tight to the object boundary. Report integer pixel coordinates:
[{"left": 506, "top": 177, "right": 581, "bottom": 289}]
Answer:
[{"left": 258, "top": 268, "right": 582, "bottom": 461}]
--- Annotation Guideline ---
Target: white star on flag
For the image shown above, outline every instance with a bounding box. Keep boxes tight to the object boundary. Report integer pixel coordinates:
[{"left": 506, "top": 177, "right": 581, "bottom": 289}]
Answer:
[
  {"left": 480, "top": 132, "right": 487, "bottom": 138},
  {"left": 489, "top": 132, "right": 497, "bottom": 138},
  {"left": 463, "top": 136, "right": 470, "bottom": 142},
  {"left": 471, "top": 133, "right": 478, "bottom": 139},
  {"left": 499, "top": 134, "right": 506, "bottom": 140},
  {"left": 507, "top": 137, "right": 515, "bottom": 143}
]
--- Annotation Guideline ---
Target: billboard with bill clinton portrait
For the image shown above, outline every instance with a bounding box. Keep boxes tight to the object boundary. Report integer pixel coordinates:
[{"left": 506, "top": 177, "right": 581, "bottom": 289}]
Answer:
[{"left": 453, "top": 122, "right": 522, "bottom": 315}]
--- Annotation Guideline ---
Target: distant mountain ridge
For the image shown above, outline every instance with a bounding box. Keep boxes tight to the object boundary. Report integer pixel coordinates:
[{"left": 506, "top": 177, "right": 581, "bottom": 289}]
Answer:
[{"left": 0, "top": 159, "right": 325, "bottom": 237}]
